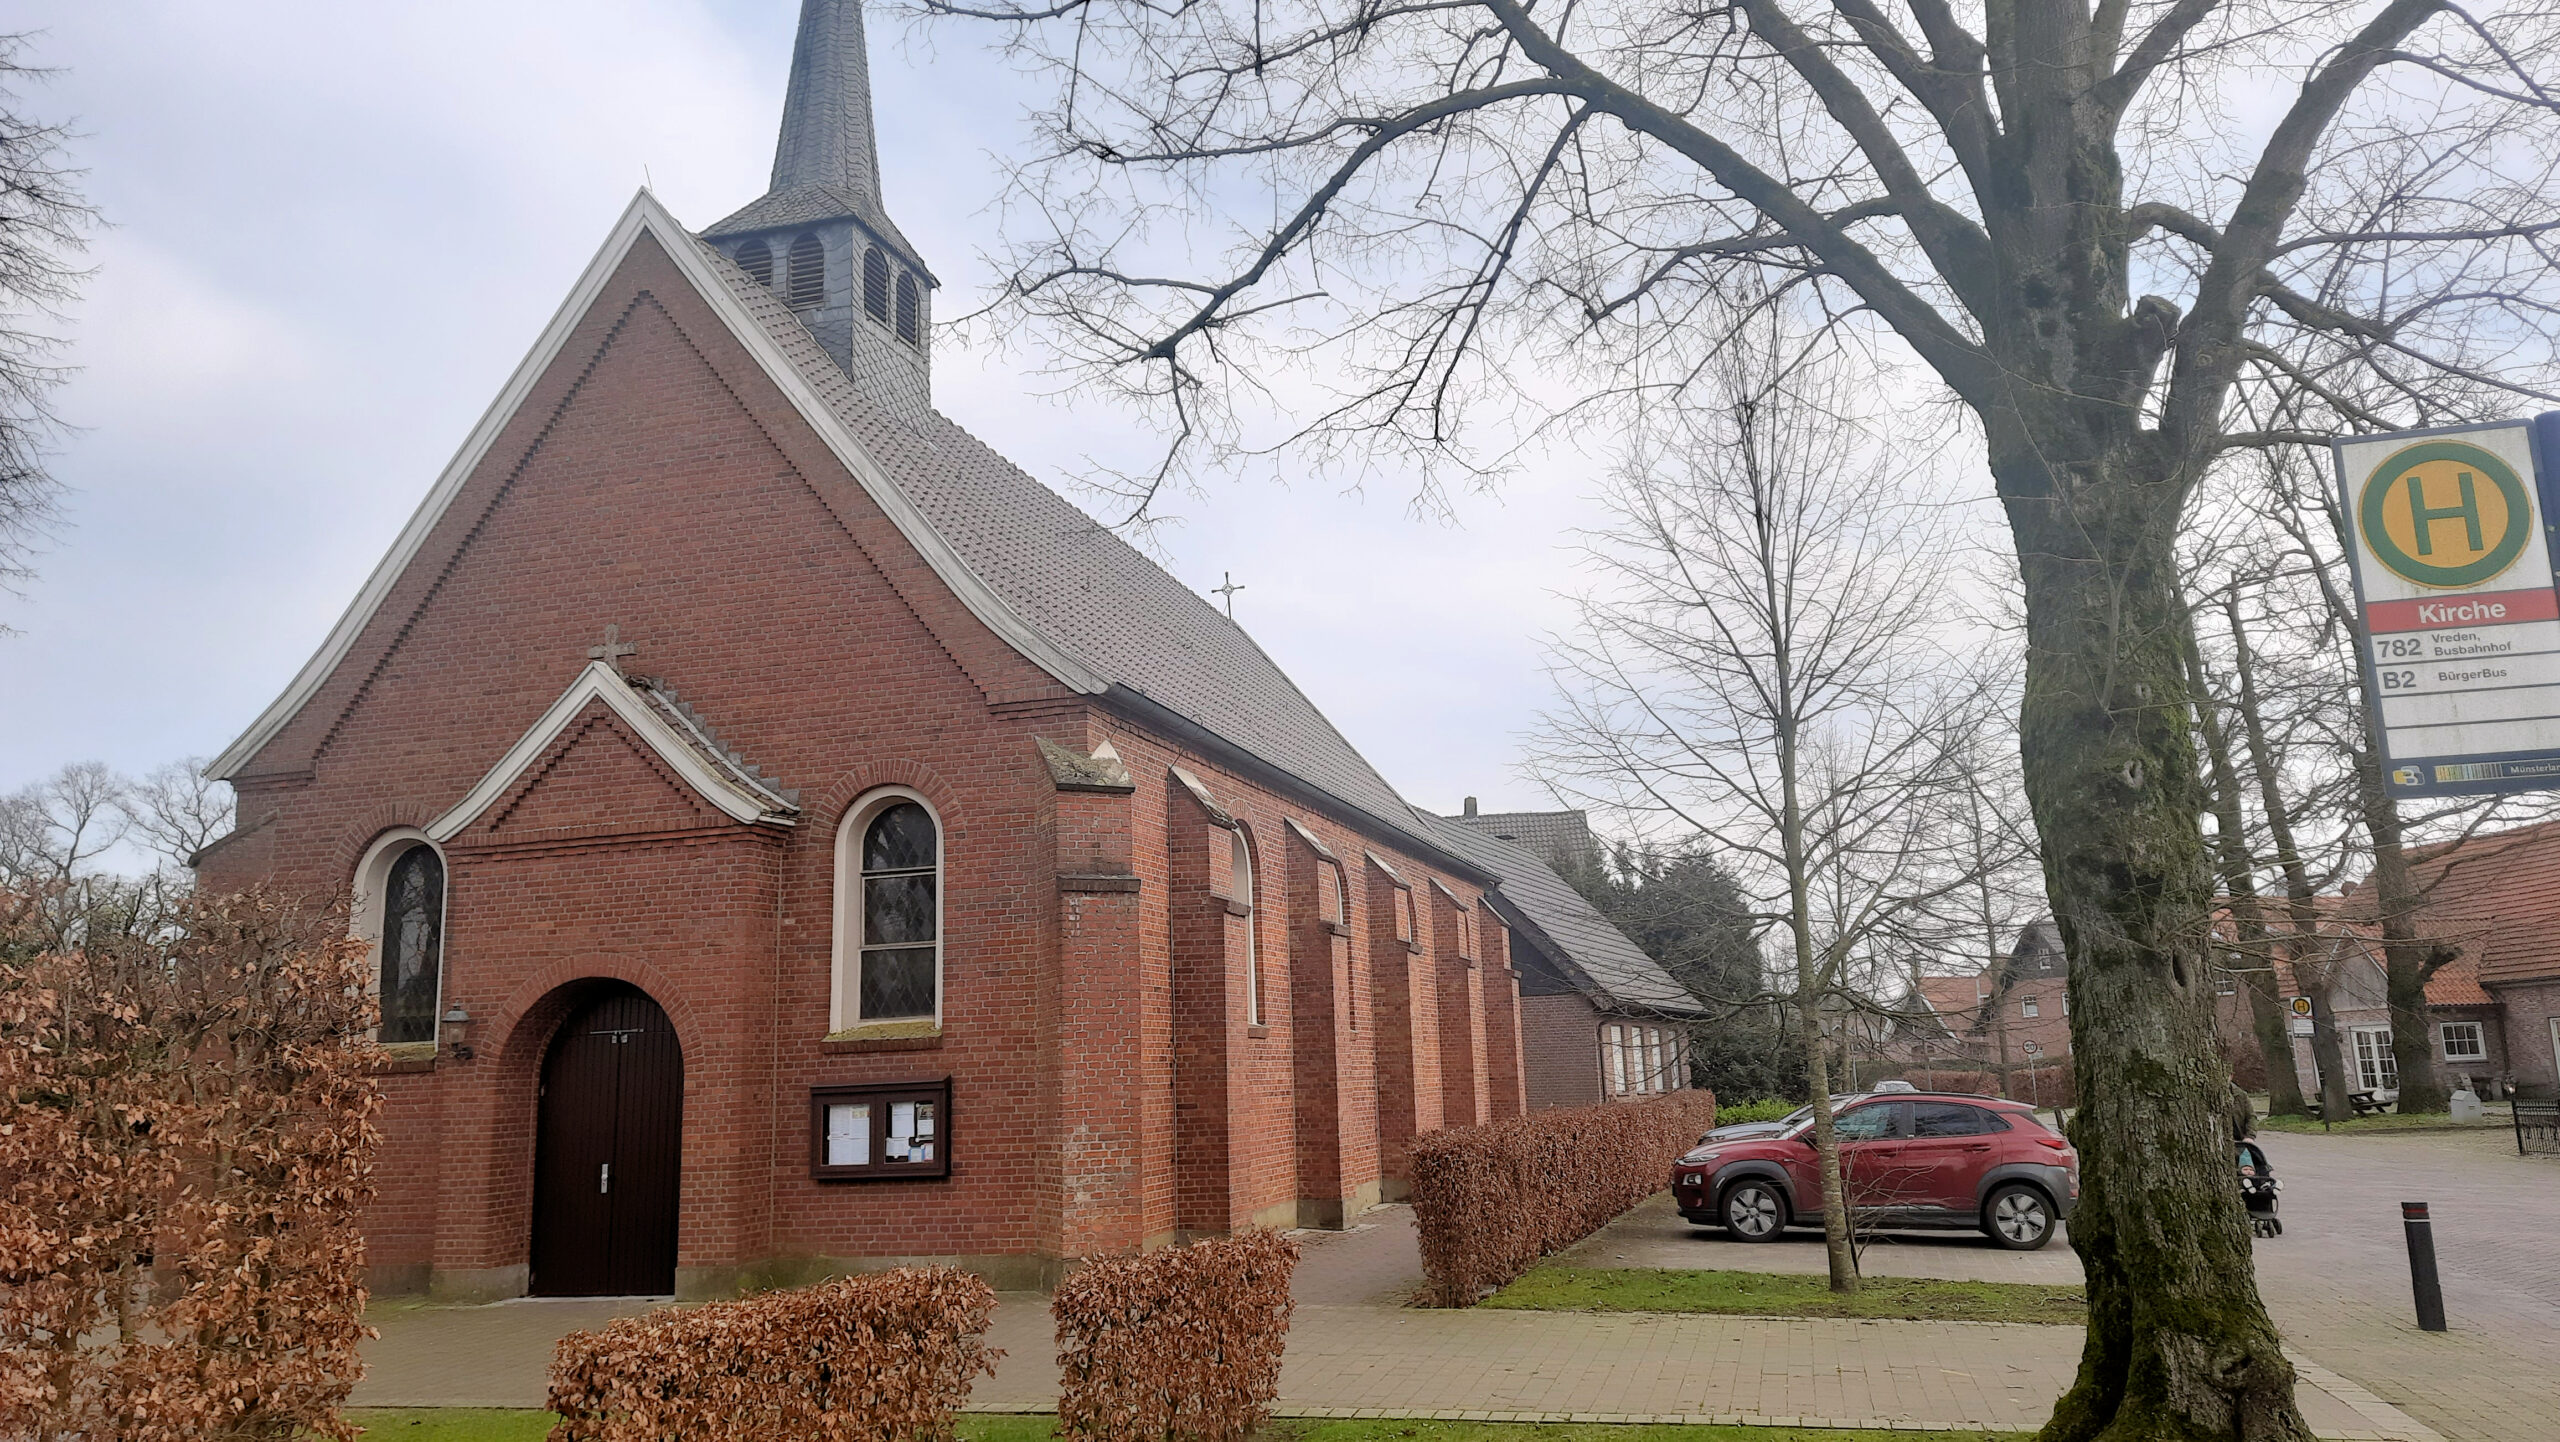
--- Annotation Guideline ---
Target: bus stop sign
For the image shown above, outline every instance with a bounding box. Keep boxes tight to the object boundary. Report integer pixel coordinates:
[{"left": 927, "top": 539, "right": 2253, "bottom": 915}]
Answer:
[{"left": 2335, "top": 414, "right": 2560, "bottom": 796}]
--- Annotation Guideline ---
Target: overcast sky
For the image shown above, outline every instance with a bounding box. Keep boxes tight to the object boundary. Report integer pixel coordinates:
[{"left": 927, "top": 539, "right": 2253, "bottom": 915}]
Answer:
[{"left": 0, "top": 0, "right": 1637, "bottom": 821}]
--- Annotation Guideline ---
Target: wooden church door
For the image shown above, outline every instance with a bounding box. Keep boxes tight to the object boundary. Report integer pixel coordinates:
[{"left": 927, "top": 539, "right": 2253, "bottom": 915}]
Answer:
[{"left": 530, "top": 983, "right": 684, "bottom": 1296}]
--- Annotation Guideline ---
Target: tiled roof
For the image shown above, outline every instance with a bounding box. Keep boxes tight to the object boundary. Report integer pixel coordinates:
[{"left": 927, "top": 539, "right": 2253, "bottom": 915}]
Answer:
[
  {"left": 1419, "top": 811, "right": 1702, "bottom": 1016},
  {"left": 1914, "top": 974, "right": 1990, "bottom": 1032},
  {"left": 693, "top": 236, "right": 1461, "bottom": 865},
  {"left": 1453, "top": 810, "right": 1603, "bottom": 872},
  {"left": 2425, "top": 948, "right": 2494, "bottom": 1006},
  {"left": 2315, "top": 818, "right": 2560, "bottom": 989}
]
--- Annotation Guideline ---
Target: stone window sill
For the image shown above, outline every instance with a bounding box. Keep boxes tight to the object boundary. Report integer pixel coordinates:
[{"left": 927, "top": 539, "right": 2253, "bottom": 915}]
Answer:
[
  {"left": 368, "top": 1039, "right": 440, "bottom": 1075},
  {"left": 1247, "top": 1024, "right": 1271, "bottom": 1040},
  {"left": 822, "top": 1019, "right": 944, "bottom": 1054},
  {"left": 1320, "top": 920, "right": 1351, "bottom": 938}
]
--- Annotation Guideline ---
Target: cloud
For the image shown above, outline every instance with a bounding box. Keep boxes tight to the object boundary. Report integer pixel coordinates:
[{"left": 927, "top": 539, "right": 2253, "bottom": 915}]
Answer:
[{"left": 3, "top": 0, "right": 1617, "bottom": 819}]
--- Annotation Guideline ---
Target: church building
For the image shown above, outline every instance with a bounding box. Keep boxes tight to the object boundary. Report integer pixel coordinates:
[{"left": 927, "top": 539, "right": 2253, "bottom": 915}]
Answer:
[{"left": 197, "top": 0, "right": 1531, "bottom": 1301}]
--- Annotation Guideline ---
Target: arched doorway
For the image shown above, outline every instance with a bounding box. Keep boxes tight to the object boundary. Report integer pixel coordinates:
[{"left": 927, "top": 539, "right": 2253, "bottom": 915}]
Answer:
[{"left": 530, "top": 982, "right": 683, "bottom": 1296}]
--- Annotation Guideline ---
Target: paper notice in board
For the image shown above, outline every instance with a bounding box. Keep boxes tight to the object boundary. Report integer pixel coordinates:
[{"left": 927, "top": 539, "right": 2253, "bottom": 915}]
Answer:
[
  {"left": 887, "top": 1102, "right": 915, "bottom": 1160},
  {"left": 825, "top": 1103, "right": 871, "bottom": 1167}
]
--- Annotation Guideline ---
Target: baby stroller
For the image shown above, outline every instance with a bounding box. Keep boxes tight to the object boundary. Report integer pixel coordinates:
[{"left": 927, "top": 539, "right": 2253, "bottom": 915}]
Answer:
[{"left": 2238, "top": 1140, "right": 2282, "bottom": 1237}]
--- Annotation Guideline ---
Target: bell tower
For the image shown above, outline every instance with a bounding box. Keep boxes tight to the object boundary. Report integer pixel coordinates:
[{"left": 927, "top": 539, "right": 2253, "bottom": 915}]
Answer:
[{"left": 703, "top": 0, "right": 934, "bottom": 421}]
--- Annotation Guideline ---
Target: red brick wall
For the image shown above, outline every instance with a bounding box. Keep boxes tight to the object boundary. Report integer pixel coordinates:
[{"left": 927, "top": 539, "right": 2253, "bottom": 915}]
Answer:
[
  {"left": 1519, "top": 990, "right": 1605, "bottom": 1109},
  {"left": 201, "top": 232, "right": 1521, "bottom": 1296}
]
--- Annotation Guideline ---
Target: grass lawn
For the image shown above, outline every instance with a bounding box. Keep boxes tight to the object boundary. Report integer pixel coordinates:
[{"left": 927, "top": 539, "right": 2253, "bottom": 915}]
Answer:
[
  {"left": 2256, "top": 1110, "right": 2504, "bottom": 1134},
  {"left": 1481, "top": 1265, "right": 2086, "bottom": 1327},
  {"left": 346, "top": 1412, "right": 2026, "bottom": 1442}
]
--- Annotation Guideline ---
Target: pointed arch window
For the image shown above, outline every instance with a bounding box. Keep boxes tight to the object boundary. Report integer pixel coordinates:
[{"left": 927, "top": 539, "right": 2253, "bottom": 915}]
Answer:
[
  {"left": 355, "top": 831, "right": 446, "bottom": 1046},
  {"left": 895, "top": 271, "right": 921, "bottom": 344},
  {"left": 1232, "top": 827, "right": 1260, "bottom": 1026},
  {"left": 835, "top": 790, "right": 941, "bottom": 1029},
  {"left": 736, "top": 238, "right": 775, "bottom": 290},
  {"left": 863, "top": 247, "right": 892, "bottom": 322},
  {"left": 786, "top": 233, "right": 825, "bottom": 309}
]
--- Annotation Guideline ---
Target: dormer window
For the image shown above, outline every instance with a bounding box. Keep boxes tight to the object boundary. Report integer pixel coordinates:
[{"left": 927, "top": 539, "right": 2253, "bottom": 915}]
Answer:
[
  {"left": 896, "top": 271, "right": 921, "bottom": 344},
  {"left": 864, "top": 247, "right": 891, "bottom": 322},
  {"left": 736, "top": 238, "right": 774, "bottom": 289},
  {"left": 786, "top": 233, "right": 825, "bottom": 309}
]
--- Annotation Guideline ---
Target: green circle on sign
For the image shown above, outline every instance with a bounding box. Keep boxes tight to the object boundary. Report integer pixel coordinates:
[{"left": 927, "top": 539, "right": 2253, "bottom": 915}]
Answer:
[{"left": 2358, "top": 439, "right": 2534, "bottom": 589}]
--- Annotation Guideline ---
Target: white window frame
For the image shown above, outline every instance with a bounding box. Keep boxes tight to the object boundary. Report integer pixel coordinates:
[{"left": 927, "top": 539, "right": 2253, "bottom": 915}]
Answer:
[
  {"left": 1605, "top": 1024, "right": 1627, "bottom": 1095},
  {"left": 2351, "top": 1025, "right": 2398, "bottom": 1092},
  {"left": 352, "top": 828, "right": 447, "bottom": 1046},
  {"left": 832, "top": 787, "right": 943, "bottom": 1032},
  {"left": 2020, "top": 995, "right": 2040, "bottom": 1018},
  {"left": 2438, "top": 1021, "right": 2487, "bottom": 1063}
]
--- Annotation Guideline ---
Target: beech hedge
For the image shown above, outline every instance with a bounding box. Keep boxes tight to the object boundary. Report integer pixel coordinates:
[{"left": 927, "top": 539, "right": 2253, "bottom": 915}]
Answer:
[
  {"left": 1053, "top": 1229, "right": 1299, "bottom": 1442},
  {"left": 547, "top": 1268, "right": 999, "bottom": 1442},
  {"left": 0, "top": 889, "right": 381, "bottom": 1442},
  {"left": 1410, "top": 1091, "right": 1718, "bottom": 1306}
]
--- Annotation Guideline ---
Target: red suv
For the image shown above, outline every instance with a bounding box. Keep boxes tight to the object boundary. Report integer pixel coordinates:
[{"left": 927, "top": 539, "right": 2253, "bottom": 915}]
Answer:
[{"left": 1670, "top": 1093, "right": 2079, "bottom": 1250}]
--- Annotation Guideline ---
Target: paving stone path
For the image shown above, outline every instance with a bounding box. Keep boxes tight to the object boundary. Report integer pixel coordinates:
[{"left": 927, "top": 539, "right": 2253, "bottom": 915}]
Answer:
[{"left": 358, "top": 1128, "right": 2550, "bottom": 1438}]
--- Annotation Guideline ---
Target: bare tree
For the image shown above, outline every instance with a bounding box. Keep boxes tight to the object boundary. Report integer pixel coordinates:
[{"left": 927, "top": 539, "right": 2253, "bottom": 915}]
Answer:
[
  {"left": 122, "top": 758, "right": 234, "bottom": 871},
  {"left": 0, "top": 758, "right": 224, "bottom": 949},
  {"left": 1528, "top": 339, "right": 1998, "bottom": 1291},
  {"left": 929, "top": 2, "right": 2560, "bottom": 1428},
  {"left": 0, "top": 34, "right": 95, "bottom": 605}
]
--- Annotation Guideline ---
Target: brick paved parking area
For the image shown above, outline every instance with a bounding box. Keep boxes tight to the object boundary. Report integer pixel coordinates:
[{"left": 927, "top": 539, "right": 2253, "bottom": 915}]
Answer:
[
  {"left": 356, "top": 1130, "right": 2544, "bottom": 1438},
  {"left": 1574, "top": 1126, "right": 2559, "bottom": 1442}
]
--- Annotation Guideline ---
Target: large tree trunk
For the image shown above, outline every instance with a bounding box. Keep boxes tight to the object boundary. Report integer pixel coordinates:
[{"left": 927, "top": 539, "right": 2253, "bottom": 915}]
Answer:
[{"left": 2001, "top": 455, "right": 2309, "bottom": 1442}]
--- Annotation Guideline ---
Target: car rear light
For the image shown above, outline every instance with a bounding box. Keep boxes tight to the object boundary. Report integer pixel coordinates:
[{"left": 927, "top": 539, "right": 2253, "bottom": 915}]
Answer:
[{"left": 2032, "top": 1135, "right": 2070, "bottom": 1151}]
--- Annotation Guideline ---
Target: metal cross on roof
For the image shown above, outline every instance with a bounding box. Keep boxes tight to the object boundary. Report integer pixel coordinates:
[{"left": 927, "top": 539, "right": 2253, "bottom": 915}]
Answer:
[
  {"left": 1211, "top": 571, "right": 1245, "bottom": 618},
  {"left": 588, "top": 624, "right": 639, "bottom": 672}
]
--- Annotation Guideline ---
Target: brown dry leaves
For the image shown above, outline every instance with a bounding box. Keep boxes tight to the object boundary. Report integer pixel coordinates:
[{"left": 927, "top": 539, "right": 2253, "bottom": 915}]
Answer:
[
  {"left": 1410, "top": 1091, "right": 1719, "bottom": 1306},
  {"left": 1053, "top": 1229, "right": 1298, "bottom": 1442},
  {"left": 546, "top": 1267, "right": 1000, "bottom": 1442},
  {"left": 0, "top": 887, "right": 383, "bottom": 1442}
]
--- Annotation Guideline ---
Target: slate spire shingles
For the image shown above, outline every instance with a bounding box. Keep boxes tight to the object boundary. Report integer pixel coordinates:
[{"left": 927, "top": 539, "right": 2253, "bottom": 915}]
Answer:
[
  {"left": 770, "top": 0, "right": 883, "bottom": 202},
  {"left": 702, "top": 0, "right": 927, "bottom": 270}
]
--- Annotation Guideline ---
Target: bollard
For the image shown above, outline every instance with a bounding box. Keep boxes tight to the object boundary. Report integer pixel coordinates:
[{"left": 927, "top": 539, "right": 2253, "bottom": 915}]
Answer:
[{"left": 2401, "top": 1201, "right": 2446, "bottom": 1332}]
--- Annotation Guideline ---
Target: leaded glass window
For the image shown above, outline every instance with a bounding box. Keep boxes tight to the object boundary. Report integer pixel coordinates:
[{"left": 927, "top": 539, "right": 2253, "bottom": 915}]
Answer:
[
  {"left": 380, "top": 845, "right": 444, "bottom": 1043},
  {"left": 860, "top": 801, "right": 938, "bottom": 1019}
]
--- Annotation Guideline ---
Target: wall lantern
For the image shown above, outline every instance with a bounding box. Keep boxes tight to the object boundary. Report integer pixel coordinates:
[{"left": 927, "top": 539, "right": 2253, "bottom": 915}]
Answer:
[{"left": 440, "top": 1004, "right": 476, "bottom": 1061}]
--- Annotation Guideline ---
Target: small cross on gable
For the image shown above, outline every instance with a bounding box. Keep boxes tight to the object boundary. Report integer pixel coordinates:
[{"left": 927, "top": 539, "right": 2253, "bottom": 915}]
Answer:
[{"left": 588, "top": 624, "right": 639, "bottom": 673}]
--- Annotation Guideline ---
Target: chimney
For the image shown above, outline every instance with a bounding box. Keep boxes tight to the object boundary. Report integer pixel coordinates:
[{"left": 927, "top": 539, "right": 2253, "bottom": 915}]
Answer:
[{"left": 1462, "top": 796, "right": 1479, "bottom": 818}]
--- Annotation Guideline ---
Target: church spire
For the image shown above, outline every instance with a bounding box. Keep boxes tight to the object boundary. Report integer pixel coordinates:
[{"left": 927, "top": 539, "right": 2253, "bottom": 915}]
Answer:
[
  {"left": 769, "top": 0, "right": 884, "bottom": 207},
  {"left": 703, "top": 0, "right": 935, "bottom": 422}
]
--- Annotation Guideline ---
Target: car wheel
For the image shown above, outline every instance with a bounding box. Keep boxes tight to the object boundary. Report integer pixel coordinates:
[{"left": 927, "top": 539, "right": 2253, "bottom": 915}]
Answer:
[
  {"left": 1982, "top": 1184, "right": 2055, "bottom": 1250},
  {"left": 1720, "top": 1178, "right": 1787, "bottom": 1242}
]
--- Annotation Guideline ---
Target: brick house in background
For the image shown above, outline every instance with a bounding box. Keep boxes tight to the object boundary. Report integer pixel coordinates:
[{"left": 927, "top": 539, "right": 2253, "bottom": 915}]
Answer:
[
  {"left": 2209, "top": 926, "right": 2507, "bottom": 1101},
  {"left": 1433, "top": 804, "right": 1705, "bottom": 1107},
  {"left": 1893, "top": 920, "right": 2075, "bottom": 1096},
  {"left": 2222, "top": 820, "right": 2560, "bottom": 1101},
  {"left": 196, "top": 0, "right": 1527, "bottom": 1302}
]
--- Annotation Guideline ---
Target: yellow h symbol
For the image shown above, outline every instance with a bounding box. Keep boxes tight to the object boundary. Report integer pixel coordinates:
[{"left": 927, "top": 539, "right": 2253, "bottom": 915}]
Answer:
[{"left": 2406, "top": 470, "right": 2484, "bottom": 556}]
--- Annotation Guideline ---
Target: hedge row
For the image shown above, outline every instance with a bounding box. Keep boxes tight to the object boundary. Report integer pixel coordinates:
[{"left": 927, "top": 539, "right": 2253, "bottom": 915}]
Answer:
[
  {"left": 1410, "top": 1091, "right": 1718, "bottom": 1306},
  {"left": 547, "top": 1268, "right": 999, "bottom": 1442},
  {"left": 1054, "top": 1230, "right": 1299, "bottom": 1442},
  {"left": 0, "top": 889, "right": 381, "bottom": 1442}
]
